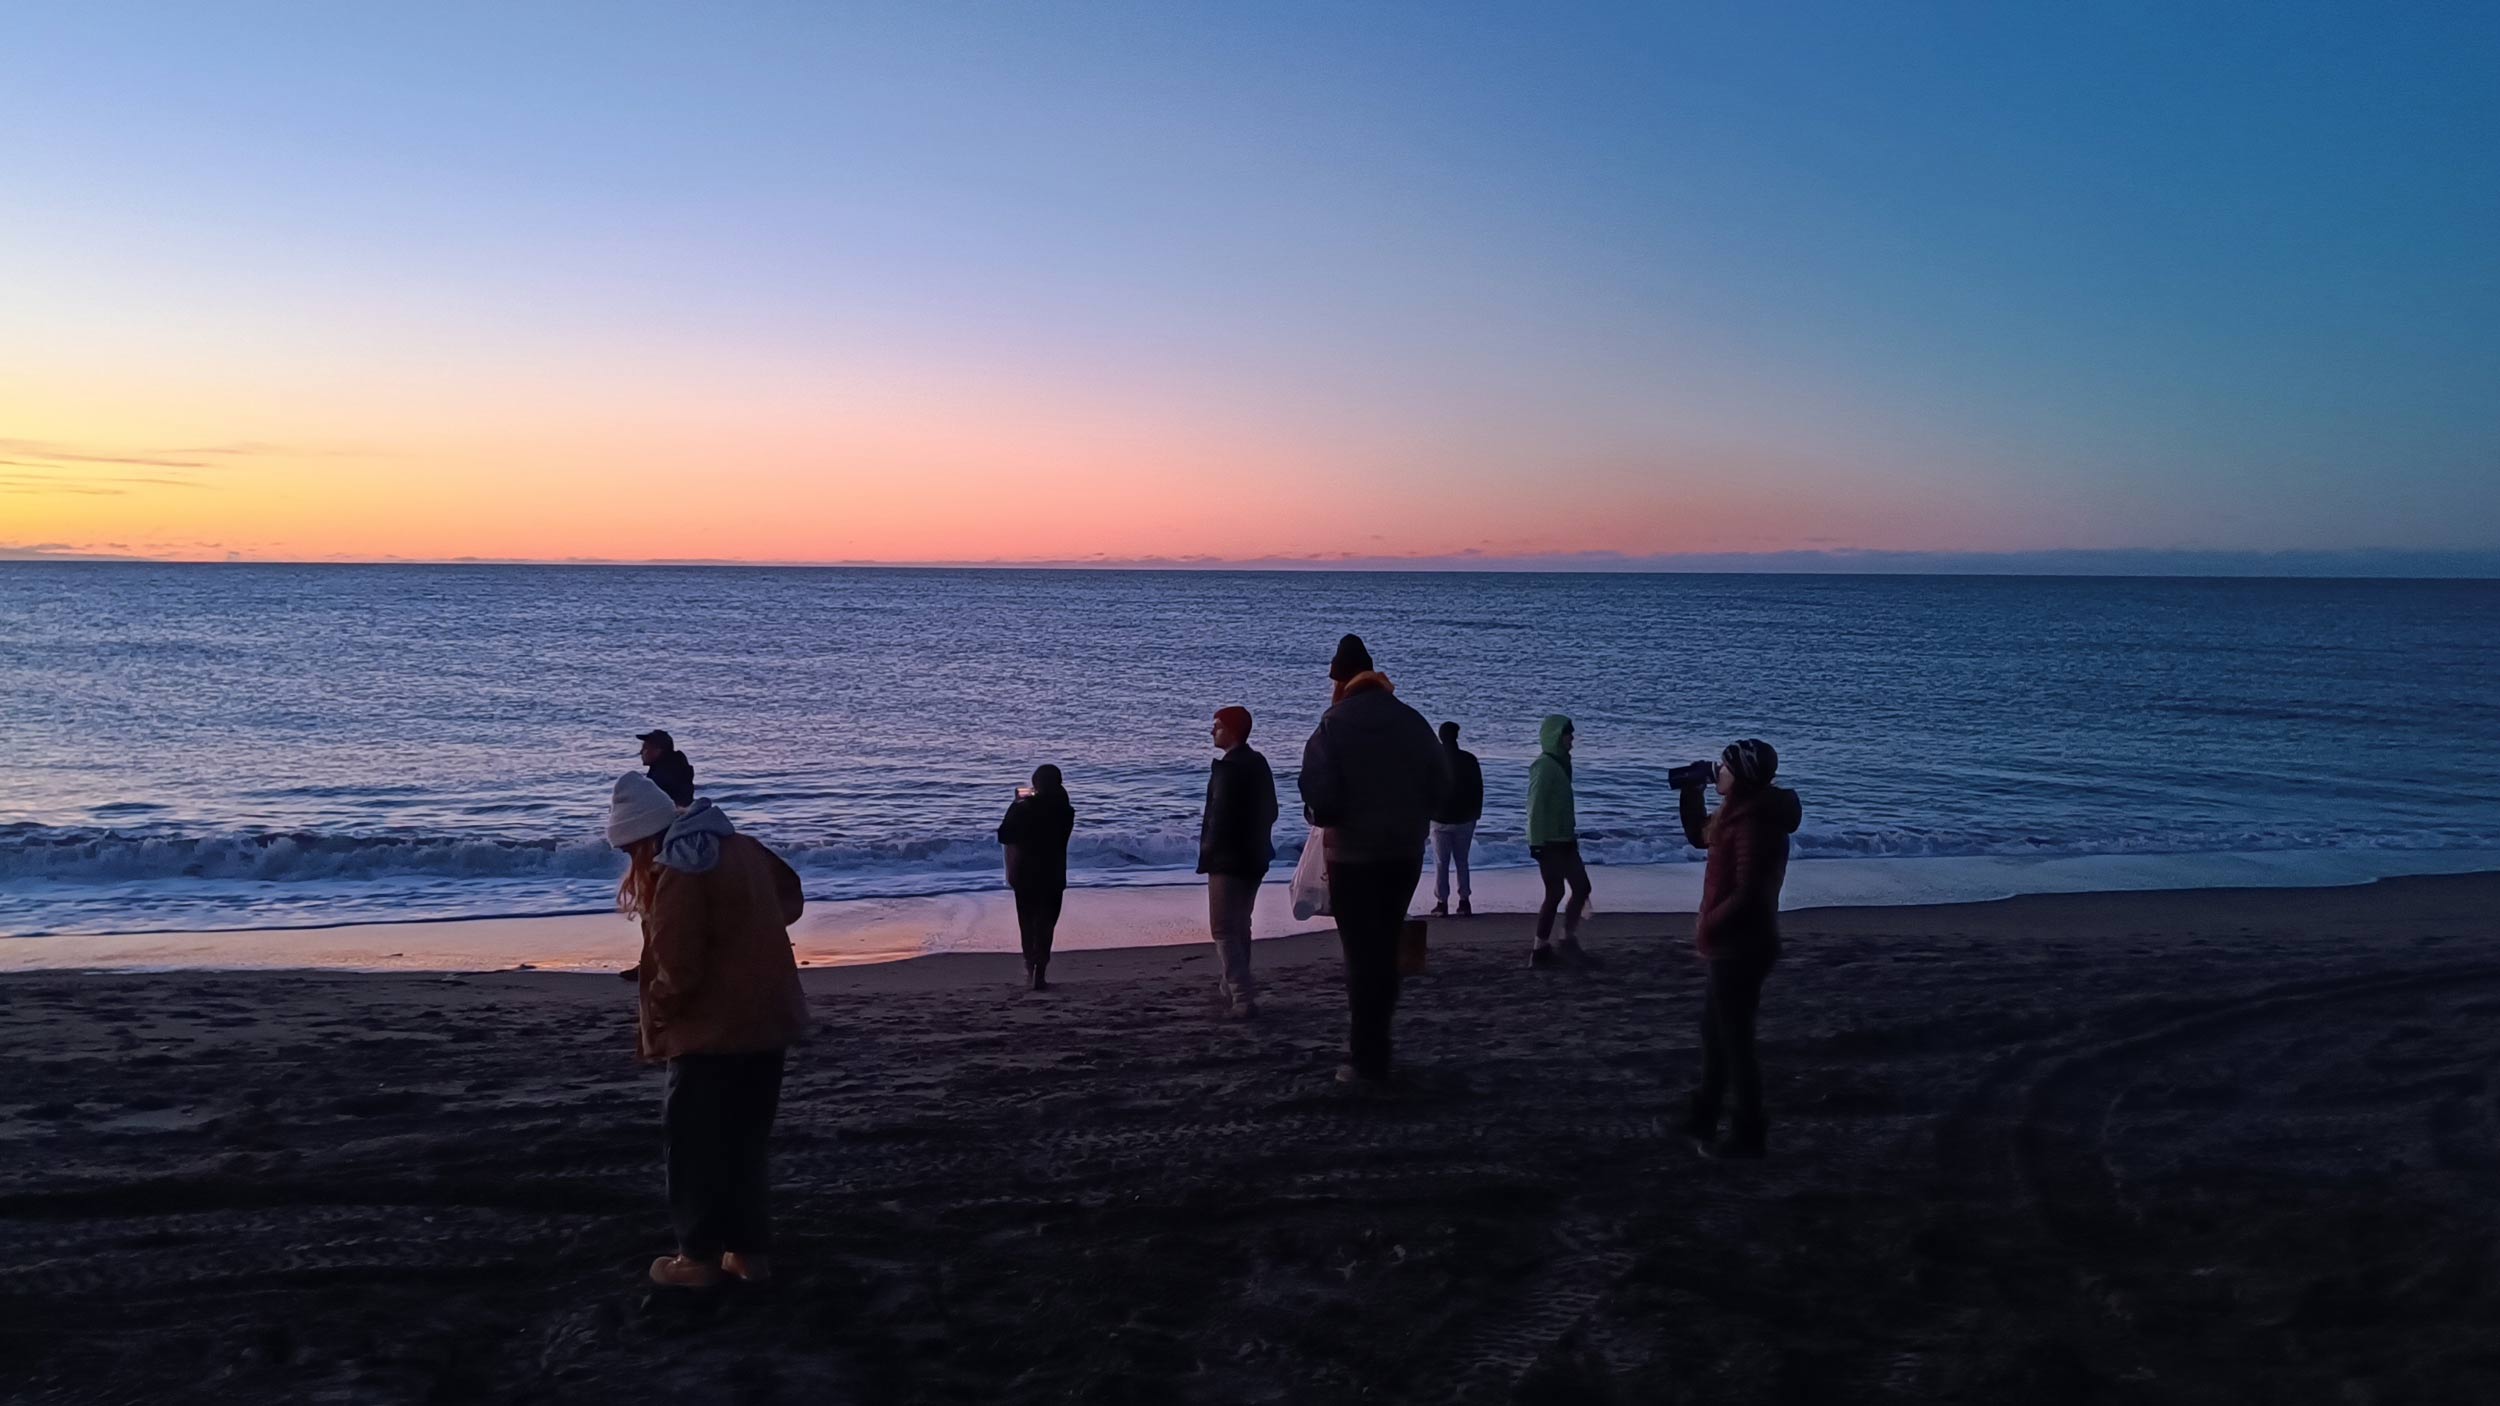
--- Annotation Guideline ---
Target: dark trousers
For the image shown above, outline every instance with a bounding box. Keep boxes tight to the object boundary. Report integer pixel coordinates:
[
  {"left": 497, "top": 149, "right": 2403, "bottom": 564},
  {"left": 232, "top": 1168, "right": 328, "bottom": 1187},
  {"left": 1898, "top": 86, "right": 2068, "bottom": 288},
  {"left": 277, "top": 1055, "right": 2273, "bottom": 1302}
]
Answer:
[
  {"left": 1531, "top": 841, "right": 1592, "bottom": 941},
  {"left": 1328, "top": 857, "right": 1422, "bottom": 1079},
  {"left": 1014, "top": 885, "right": 1065, "bottom": 969},
  {"left": 1691, "top": 955, "right": 1775, "bottom": 1136},
  {"left": 664, "top": 1049, "right": 786, "bottom": 1259}
]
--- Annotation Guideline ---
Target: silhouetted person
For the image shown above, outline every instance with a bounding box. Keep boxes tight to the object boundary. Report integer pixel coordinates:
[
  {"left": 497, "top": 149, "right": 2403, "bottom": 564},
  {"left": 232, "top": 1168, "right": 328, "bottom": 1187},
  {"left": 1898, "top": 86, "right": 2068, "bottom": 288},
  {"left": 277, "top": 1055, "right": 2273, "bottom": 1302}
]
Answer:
[
  {"left": 607, "top": 772, "right": 805, "bottom": 1289},
  {"left": 1300, "top": 656, "right": 1449, "bottom": 1087},
  {"left": 1527, "top": 714, "right": 1595, "bottom": 968},
  {"left": 1676, "top": 739, "right": 1802, "bottom": 1159},
  {"left": 1430, "top": 720, "right": 1482, "bottom": 917},
  {"left": 1198, "top": 705, "right": 1278, "bottom": 1018},
  {"left": 639, "top": 729, "right": 696, "bottom": 807},
  {"left": 998, "top": 765, "right": 1076, "bottom": 991}
]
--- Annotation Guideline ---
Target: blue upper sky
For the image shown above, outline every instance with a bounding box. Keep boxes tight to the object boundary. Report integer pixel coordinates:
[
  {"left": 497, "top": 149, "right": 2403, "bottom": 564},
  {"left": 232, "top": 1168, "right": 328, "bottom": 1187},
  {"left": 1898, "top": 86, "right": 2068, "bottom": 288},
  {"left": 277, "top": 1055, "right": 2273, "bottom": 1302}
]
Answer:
[{"left": 3, "top": 2, "right": 2494, "bottom": 564}]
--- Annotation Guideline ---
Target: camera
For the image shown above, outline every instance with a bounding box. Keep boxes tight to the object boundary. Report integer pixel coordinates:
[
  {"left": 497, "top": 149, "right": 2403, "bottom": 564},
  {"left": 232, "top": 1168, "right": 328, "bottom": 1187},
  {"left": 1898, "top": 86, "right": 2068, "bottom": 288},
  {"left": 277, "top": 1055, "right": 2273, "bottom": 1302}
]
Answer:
[{"left": 1668, "top": 760, "right": 1715, "bottom": 790}]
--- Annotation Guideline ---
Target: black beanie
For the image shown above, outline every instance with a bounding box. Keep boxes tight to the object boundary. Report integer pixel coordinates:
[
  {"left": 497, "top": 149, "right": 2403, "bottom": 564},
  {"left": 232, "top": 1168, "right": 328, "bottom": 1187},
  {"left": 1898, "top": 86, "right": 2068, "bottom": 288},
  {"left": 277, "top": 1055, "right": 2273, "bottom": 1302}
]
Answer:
[{"left": 1329, "top": 633, "right": 1374, "bottom": 681}]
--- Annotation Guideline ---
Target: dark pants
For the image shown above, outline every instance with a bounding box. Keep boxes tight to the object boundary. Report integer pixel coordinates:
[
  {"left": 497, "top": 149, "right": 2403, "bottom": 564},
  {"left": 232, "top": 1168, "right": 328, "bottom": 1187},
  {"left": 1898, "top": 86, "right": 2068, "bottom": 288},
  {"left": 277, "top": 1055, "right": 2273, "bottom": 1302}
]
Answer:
[
  {"left": 1014, "top": 885, "right": 1065, "bottom": 969},
  {"left": 1691, "top": 955, "right": 1775, "bottom": 1138},
  {"left": 664, "top": 1049, "right": 786, "bottom": 1259},
  {"left": 1328, "top": 857, "right": 1422, "bottom": 1079},
  {"left": 1531, "top": 841, "right": 1592, "bottom": 942}
]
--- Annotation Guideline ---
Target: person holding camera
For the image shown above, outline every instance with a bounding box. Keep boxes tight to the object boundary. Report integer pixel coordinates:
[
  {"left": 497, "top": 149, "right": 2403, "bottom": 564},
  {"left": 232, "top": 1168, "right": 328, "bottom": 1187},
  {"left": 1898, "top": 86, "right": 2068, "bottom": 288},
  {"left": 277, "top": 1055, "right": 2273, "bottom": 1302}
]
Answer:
[
  {"left": 1673, "top": 739, "right": 1802, "bottom": 1160},
  {"left": 1527, "top": 714, "right": 1595, "bottom": 968},
  {"left": 998, "top": 765, "right": 1077, "bottom": 991}
]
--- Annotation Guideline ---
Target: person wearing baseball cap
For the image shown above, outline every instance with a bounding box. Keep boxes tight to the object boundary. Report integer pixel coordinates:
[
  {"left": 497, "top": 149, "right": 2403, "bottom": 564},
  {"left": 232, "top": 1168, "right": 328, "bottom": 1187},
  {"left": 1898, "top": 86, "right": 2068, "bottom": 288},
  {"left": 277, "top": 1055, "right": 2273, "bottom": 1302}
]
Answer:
[
  {"left": 1197, "top": 705, "right": 1277, "bottom": 1018},
  {"left": 638, "top": 729, "right": 696, "bottom": 807}
]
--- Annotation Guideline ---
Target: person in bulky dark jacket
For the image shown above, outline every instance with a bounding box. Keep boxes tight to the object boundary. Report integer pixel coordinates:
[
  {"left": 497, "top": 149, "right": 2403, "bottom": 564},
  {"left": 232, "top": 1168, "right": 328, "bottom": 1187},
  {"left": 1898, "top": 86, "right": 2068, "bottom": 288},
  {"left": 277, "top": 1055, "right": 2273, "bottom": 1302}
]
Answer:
[
  {"left": 998, "top": 765, "right": 1077, "bottom": 991},
  {"left": 1300, "top": 664, "right": 1450, "bottom": 1086},
  {"left": 1430, "top": 720, "right": 1483, "bottom": 917},
  {"left": 1675, "top": 738, "right": 1802, "bottom": 1159},
  {"left": 608, "top": 772, "right": 807, "bottom": 1290},
  {"left": 1198, "top": 706, "right": 1278, "bottom": 1018},
  {"left": 638, "top": 729, "right": 697, "bottom": 807}
]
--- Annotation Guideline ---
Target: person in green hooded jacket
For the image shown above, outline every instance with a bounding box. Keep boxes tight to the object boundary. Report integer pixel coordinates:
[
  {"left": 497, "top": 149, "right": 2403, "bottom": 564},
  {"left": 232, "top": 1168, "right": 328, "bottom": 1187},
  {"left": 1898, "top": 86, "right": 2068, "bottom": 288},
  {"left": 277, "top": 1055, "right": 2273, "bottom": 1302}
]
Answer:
[{"left": 1526, "top": 714, "right": 1596, "bottom": 968}]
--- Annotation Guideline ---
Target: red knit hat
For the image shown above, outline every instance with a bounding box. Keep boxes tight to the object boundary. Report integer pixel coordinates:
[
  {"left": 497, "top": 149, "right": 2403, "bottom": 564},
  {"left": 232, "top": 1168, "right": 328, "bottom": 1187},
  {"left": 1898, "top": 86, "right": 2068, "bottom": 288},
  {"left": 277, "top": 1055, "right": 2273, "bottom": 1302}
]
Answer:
[{"left": 1214, "top": 705, "right": 1253, "bottom": 738}]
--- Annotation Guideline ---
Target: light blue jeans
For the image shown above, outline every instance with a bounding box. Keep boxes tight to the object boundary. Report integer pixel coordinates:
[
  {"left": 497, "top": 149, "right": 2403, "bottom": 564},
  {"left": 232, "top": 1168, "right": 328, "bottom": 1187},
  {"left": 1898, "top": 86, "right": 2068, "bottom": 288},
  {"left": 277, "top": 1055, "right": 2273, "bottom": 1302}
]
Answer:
[{"left": 1432, "top": 821, "right": 1475, "bottom": 904}]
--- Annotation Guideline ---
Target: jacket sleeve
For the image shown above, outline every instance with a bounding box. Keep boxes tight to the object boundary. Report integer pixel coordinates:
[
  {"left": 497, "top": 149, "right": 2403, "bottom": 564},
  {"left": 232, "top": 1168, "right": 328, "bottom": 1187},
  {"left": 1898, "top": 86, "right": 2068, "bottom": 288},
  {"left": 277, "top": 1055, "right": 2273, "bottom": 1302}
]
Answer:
[
  {"left": 1299, "top": 723, "right": 1343, "bottom": 826},
  {"left": 1425, "top": 727, "right": 1453, "bottom": 813},
  {"left": 643, "top": 866, "right": 709, "bottom": 1022},
  {"left": 1679, "top": 784, "right": 1711, "bottom": 849},
  {"left": 1257, "top": 755, "right": 1279, "bottom": 831},
  {"left": 1204, "top": 761, "right": 1237, "bottom": 852},
  {"left": 996, "top": 799, "right": 1024, "bottom": 846},
  {"left": 768, "top": 847, "right": 804, "bottom": 926}
]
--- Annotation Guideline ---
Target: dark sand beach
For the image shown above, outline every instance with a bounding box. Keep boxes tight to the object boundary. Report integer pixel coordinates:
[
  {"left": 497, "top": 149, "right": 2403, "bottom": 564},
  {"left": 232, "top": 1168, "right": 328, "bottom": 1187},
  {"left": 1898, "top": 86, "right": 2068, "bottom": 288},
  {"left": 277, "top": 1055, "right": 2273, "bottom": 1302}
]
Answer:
[{"left": 5, "top": 874, "right": 2498, "bottom": 1404}]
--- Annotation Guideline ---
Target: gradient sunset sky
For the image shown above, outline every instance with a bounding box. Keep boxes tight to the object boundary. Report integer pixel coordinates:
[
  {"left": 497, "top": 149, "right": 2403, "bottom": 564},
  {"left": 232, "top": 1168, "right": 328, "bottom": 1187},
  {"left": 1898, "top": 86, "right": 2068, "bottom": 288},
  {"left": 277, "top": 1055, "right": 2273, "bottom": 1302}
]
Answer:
[{"left": 4, "top": 3, "right": 2494, "bottom": 565}]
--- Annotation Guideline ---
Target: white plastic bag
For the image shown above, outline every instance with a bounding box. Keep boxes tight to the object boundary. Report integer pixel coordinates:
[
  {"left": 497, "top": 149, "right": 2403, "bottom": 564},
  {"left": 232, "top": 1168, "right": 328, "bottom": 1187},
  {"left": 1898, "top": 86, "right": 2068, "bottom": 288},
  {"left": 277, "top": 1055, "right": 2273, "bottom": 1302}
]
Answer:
[{"left": 1289, "top": 829, "right": 1331, "bottom": 920}]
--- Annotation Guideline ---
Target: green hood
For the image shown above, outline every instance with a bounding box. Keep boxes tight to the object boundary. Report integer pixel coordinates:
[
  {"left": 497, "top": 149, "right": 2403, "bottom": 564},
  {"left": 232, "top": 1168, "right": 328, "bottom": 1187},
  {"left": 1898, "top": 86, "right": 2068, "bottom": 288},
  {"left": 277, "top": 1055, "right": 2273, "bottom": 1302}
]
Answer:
[
  {"left": 1526, "top": 715, "right": 1576, "bottom": 846},
  {"left": 1538, "top": 714, "right": 1574, "bottom": 756}
]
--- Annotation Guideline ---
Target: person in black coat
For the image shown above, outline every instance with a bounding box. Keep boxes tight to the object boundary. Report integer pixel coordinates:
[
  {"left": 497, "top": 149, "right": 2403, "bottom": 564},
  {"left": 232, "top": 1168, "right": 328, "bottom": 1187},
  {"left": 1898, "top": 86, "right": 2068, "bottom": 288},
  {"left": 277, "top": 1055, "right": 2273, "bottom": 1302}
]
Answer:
[
  {"left": 997, "top": 765, "right": 1076, "bottom": 991},
  {"left": 1198, "top": 705, "right": 1279, "bottom": 1018},
  {"left": 1430, "top": 721, "right": 1484, "bottom": 917},
  {"left": 638, "top": 729, "right": 697, "bottom": 807}
]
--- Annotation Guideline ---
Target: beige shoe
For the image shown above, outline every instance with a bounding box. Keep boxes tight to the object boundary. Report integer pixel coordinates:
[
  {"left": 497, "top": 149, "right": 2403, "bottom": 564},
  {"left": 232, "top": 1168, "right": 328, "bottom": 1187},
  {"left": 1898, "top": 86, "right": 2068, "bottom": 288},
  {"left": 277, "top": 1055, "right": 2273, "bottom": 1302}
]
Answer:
[
  {"left": 649, "top": 1254, "right": 723, "bottom": 1289},
  {"left": 720, "top": 1251, "right": 773, "bottom": 1283}
]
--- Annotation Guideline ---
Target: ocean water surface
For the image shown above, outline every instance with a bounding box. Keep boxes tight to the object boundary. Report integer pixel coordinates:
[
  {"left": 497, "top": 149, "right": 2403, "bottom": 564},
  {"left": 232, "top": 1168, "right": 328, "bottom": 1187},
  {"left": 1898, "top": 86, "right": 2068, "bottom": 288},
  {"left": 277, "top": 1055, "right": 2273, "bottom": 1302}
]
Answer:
[{"left": 2, "top": 564, "right": 2494, "bottom": 938}]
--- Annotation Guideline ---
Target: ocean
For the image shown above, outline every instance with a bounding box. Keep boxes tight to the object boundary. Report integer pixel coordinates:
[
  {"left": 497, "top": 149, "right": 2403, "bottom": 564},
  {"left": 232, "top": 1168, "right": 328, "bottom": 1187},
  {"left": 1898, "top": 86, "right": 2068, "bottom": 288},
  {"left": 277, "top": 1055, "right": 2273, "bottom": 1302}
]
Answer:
[{"left": 3, "top": 564, "right": 2495, "bottom": 939}]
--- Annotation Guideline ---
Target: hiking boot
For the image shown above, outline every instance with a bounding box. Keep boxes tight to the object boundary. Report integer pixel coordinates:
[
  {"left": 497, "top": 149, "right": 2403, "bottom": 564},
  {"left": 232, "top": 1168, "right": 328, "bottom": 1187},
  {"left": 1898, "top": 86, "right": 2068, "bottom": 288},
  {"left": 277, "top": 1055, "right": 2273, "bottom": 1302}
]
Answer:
[
  {"left": 1430, "top": 901, "right": 1448, "bottom": 917},
  {"left": 649, "top": 1254, "right": 724, "bottom": 1289},
  {"left": 1026, "top": 964, "right": 1049, "bottom": 992},
  {"left": 1335, "top": 1063, "right": 1393, "bottom": 1093},
  {"left": 1223, "top": 1000, "right": 1260, "bottom": 1021},
  {"left": 1456, "top": 899, "right": 1472, "bottom": 918},
  {"left": 1699, "top": 1121, "right": 1767, "bottom": 1160},
  {"left": 720, "top": 1252, "right": 773, "bottom": 1284},
  {"left": 1557, "top": 936, "right": 1602, "bottom": 970},
  {"left": 1529, "top": 944, "right": 1560, "bottom": 970}
]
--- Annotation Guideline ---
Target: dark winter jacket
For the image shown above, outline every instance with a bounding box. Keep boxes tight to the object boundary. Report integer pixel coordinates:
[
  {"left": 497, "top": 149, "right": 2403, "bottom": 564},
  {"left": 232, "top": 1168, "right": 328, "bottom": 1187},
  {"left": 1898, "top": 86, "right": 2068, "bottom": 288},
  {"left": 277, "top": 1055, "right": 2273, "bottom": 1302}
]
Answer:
[
  {"left": 1299, "top": 673, "right": 1451, "bottom": 867},
  {"left": 997, "top": 786, "right": 1076, "bottom": 893},
  {"left": 1198, "top": 745, "right": 1279, "bottom": 879},
  {"left": 1435, "top": 742, "right": 1484, "bottom": 825},
  {"left": 1679, "top": 784, "right": 1803, "bottom": 961},
  {"left": 646, "top": 751, "right": 696, "bottom": 807}
]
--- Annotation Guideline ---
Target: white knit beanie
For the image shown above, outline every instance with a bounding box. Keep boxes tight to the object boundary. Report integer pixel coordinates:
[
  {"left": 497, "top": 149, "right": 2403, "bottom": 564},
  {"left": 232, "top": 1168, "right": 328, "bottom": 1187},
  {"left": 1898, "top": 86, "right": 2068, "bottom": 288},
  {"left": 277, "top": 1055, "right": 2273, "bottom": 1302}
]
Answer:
[{"left": 607, "top": 772, "right": 680, "bottom": 848}]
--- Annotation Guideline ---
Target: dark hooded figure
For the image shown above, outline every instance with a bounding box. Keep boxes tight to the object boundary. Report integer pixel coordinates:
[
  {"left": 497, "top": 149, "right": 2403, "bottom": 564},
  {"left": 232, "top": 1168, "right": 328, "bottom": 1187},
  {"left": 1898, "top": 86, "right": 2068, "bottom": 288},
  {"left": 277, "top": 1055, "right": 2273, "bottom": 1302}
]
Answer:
[
  {"left": 1676, "top": 738, "right": 1803, "bottom": 1160},
  {"left": 639, "top": 729, "right": 697, "bottom": 807},
  {"left": 998, "top": 765, "right": 1077, "bottom": 991}
]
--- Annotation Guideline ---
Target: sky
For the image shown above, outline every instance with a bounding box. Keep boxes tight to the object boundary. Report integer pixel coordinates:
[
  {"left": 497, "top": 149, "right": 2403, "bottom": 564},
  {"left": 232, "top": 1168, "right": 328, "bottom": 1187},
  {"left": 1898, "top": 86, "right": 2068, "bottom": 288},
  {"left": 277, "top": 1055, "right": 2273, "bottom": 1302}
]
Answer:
[{"left": 3, "top": 2, "right": 2495, "bottom": 567}]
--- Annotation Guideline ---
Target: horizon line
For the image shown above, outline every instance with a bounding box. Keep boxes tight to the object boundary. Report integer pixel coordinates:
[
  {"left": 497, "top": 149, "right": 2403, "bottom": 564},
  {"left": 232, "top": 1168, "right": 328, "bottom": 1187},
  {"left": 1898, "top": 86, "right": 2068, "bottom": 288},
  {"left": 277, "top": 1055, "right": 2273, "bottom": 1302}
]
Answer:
[{"left": 6, "top": 545, "right": 2499, "bottom": 578}]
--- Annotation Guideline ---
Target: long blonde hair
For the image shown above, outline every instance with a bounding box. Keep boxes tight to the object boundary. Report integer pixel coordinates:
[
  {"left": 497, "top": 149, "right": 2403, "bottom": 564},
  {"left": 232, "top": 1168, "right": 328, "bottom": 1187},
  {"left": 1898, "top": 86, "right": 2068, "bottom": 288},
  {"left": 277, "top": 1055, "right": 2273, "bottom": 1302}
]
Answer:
[{"left": 616, "top": 837, "right": 663, "bottom": 919}]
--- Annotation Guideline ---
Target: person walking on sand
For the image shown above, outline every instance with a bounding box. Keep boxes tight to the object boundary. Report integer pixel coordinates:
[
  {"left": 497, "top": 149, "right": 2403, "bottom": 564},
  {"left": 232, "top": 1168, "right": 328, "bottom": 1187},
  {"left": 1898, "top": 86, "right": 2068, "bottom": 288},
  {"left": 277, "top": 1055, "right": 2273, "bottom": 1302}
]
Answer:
[
  {"left": 1527, "top": 714, "right": 1596, "bottom": 969},
  {"left": 997, "top": 765, "right": 1077, "bottom": 991},
  {"left": 638, "top": 729, "right": 697, "bottom": 807},
  {"left": 607, "top": 772, "right": 807, "bottom": 1289},
  {"left": 1675, "top": 739, "right": 1802, "bottom": 1160},
  {"left": 1198, "top": 706, "right": 1278, "bottom": 1019},
  {"left": 1300, "top": 659, "right": 1449, "bottom": 1089},
  {"left": 1430, "top": 721, "right": 1482, "bottom": 918}
]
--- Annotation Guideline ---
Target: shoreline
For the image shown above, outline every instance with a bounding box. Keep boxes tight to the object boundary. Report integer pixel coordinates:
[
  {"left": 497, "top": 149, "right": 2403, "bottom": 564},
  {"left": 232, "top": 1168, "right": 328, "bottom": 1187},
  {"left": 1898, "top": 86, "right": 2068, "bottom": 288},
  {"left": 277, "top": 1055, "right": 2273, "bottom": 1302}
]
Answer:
[{"left": 5, "top": 860, "right": 2496, "bottom": 978}]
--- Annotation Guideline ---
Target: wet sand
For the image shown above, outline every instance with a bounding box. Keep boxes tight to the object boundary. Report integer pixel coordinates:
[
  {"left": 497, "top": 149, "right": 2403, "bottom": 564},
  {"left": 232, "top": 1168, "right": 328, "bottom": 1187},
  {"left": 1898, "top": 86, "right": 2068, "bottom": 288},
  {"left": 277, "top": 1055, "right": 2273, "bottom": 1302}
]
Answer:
[{"left": 4, "top": 874, "right": 2498, "bottom": 1403}]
